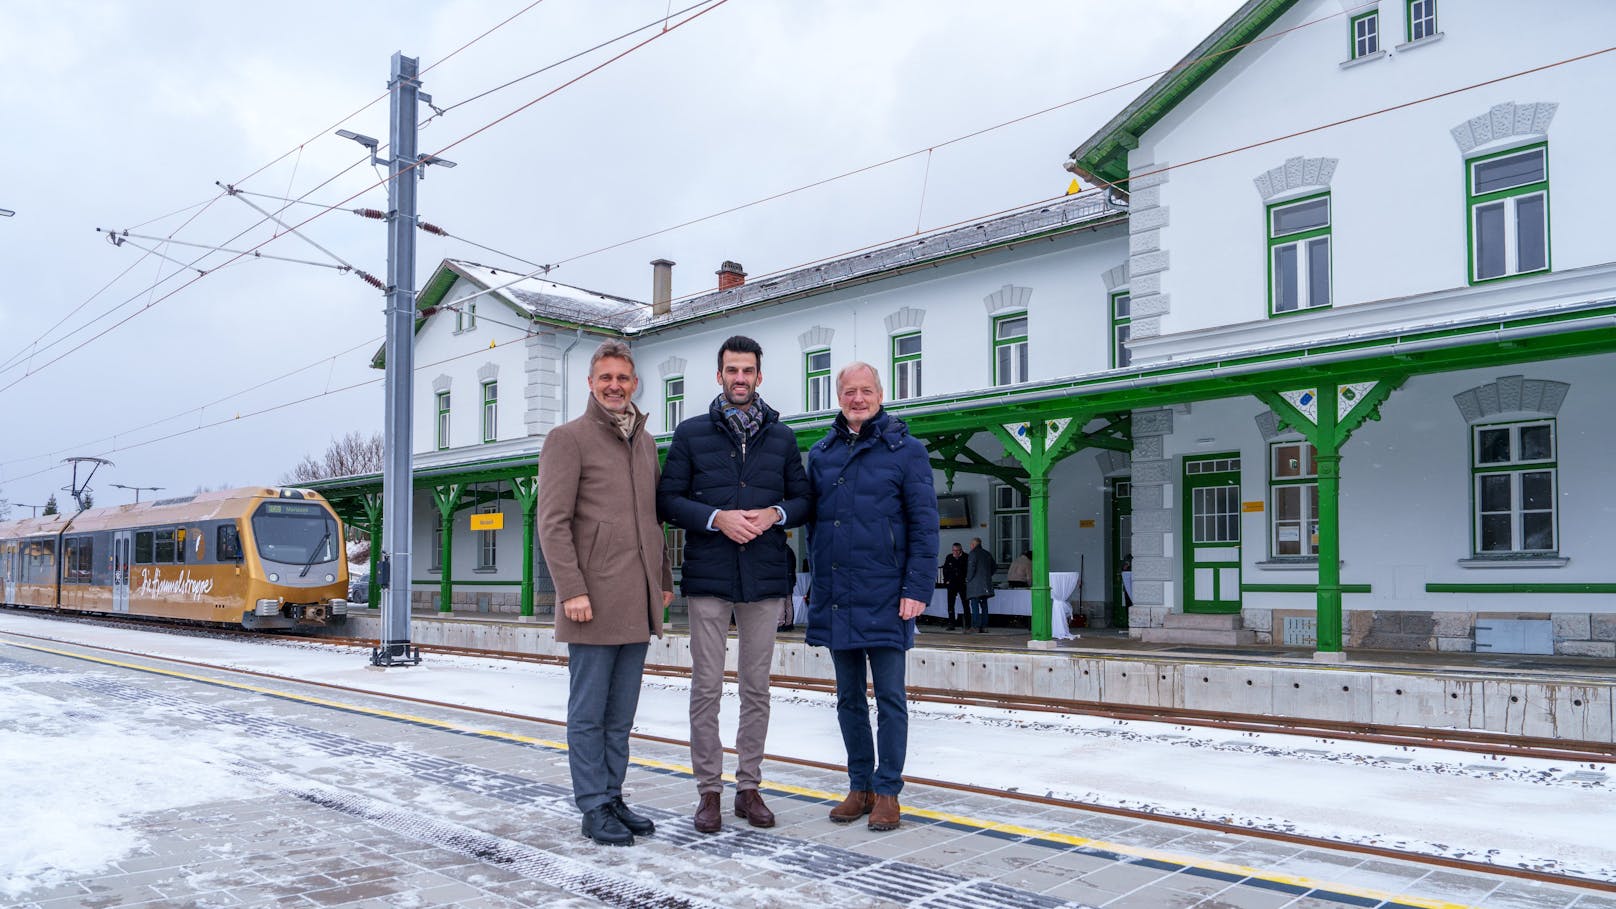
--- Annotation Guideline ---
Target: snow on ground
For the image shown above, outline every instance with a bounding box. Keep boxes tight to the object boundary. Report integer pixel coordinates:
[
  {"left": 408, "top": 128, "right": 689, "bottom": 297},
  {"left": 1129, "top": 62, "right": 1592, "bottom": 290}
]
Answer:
[
  {"left": 1, "top": 611, "right": 1610, "bottom": 884},
  {"left": 0, "top": 667, "right": 260, "bottom": 898}
]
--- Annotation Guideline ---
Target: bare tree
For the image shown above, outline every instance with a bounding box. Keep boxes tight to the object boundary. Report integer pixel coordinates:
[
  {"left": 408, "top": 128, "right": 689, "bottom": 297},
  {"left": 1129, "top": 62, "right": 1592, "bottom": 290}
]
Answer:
[
  {"left": 283, "top": 431, "right": 384, "bottom": 484},
  {"left": 0, "top": 490, "right": 10, "bottom": 521}
]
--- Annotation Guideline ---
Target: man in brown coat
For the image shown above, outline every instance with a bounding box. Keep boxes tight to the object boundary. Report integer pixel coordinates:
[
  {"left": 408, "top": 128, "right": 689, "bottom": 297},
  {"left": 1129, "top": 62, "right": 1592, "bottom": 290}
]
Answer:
[{"left": 537, "top": 339, "right": 674, "bottom": 847}]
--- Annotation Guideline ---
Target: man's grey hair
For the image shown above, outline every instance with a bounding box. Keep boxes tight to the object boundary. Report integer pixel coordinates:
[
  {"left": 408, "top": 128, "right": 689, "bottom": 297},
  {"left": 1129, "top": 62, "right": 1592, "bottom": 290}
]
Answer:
[
  {"left": 834, "top": 361, "right": 882, "bottom": 394},
  {"left": 589, "top": 339, "right": 636, "bottom": 374}
]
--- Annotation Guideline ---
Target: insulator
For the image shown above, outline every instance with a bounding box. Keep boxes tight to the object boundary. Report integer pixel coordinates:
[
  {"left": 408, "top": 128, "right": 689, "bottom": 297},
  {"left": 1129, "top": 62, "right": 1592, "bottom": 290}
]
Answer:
[
  {"left": 417, "top": 221, "right": 448, "bottom": 237},
  {"left": 352, "top": 208, "right": 387, "bottom": 220},
  {"left": 357, "top": 271, "right": 385, "bottom": 290}
]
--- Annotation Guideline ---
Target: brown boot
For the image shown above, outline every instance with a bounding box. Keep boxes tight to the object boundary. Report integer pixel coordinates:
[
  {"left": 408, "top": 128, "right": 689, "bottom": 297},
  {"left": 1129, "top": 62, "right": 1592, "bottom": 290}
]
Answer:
[
  {"left": 867, "top": 794, "right": 901, "bottom": 832},
  {"left": 733, "top": 789, "right": 776, "bottom": 828},
  {"left": 828, "top": 790, "right": 874, "bottom": 824},
  {"left": 693, "top": 792, "right": 722, "bottom": 834}
]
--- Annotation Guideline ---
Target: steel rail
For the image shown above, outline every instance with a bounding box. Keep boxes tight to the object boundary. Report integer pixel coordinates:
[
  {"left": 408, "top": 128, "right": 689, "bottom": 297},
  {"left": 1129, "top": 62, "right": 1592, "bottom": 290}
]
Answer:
[{"left": 2, "top": 620, "right": 1610, "bottom": 897}]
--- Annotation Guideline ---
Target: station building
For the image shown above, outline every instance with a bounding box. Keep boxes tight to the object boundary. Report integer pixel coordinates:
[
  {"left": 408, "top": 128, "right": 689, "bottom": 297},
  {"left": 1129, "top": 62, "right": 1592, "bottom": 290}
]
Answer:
[{"left": 313, "top": 0, "right": 1616, "bottom": 660}]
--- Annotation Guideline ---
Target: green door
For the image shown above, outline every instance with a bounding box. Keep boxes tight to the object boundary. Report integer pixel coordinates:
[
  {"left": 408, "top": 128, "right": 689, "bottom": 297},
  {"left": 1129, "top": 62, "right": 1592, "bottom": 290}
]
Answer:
[
  {"left": 1109, "top": 477, "right": 1132, "bottom": 628},
  {"left": 1182, "top": 454, "right": 1242, "bottom": 614}
]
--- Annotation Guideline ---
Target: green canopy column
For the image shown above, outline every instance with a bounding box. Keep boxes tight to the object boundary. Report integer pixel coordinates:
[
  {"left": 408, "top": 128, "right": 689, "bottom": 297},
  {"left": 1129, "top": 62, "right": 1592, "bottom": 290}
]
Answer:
[
  {"left": 511, "top": 476, "right": 539, "bottom": 620},
  {"left": 432, "top": 483, "right": 464, "bottom": 614},
  {"left": 987, "top": 416, "right": 1082, "bottom": 645},
  {"left": 360, "top": 492, "right": 384, "bottom": 610},
  {"left": 1258, "top": 378, "right": 1400, "bottom": 660}
]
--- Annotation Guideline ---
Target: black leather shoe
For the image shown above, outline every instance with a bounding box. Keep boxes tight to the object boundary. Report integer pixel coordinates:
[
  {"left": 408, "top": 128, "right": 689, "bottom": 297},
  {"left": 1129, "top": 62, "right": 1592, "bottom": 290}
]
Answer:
[
  {"left": 609, "top": 796, "right": 655, "bottom": 836},
  {"left": 581, "top": 804, "right": 634, "bottom": 846}
]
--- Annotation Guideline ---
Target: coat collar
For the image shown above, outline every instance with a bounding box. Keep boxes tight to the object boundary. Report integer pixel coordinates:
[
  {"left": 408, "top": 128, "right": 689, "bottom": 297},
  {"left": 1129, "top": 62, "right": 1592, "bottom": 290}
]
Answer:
[
  {"left": 820, "top": 407, "right": 907, "bottom": 452},
  {"left": 705, "top": 393, "right": 780, "bottom": 428}
]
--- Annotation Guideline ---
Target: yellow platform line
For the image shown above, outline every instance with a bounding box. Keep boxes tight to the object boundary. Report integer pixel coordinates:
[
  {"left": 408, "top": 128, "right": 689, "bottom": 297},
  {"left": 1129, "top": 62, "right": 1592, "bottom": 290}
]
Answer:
[{"left": 0, "top": 635, "right": 1484, "bottom": 909}]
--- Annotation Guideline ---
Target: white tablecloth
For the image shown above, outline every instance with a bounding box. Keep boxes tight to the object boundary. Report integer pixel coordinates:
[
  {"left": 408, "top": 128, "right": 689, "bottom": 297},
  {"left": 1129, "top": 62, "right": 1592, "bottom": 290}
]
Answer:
[
  {"left": 791, "top": 572, "right": 810, "bottom": 624},
  {"left": 925, "top": 587, "right": 1032, "bottom": 617},
  {"left": 1049, "top": 571, "right": 1080, "bottom": 640}
]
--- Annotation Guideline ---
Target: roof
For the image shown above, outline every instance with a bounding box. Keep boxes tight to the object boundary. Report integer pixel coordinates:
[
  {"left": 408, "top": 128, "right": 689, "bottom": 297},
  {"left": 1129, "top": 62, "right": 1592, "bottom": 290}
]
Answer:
[{"left": 1066, "top": 0, "right": 1299, "bottom": 189}]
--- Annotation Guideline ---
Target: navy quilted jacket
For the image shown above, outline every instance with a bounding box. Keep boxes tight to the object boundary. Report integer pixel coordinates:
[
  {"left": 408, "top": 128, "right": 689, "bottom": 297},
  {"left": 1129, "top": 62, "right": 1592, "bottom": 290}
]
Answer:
[
  {"left": 805, "top": 408, "right": 938, "bottom": 651},
  {"left": 657, "top": 396, "right": 810, "bottom": 602}
]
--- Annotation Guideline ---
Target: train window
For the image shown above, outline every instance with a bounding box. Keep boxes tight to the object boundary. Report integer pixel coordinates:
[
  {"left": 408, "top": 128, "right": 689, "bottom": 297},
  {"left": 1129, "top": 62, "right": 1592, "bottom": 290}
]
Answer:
[
  {"left": 135, "top": 531, "right": 154, "bottom": 564},
  {"left": 154, "top": 529, "right": 176, "bottom": 564},
  {"left": 217, "top": 523, "right": 243, "bottom": 562},
  {"left": 252, "top": 502, "right": 338, "bottom": 565},
  {"left": 64, "top": 537, "right": 93, "bottom": 584}
]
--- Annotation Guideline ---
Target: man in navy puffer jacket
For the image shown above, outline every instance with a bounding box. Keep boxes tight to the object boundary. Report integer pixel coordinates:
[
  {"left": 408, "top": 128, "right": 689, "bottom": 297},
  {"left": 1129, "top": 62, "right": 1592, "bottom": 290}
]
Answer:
[
  {"left": 658, "top": 335, "right": 810, "bottom": 834},
  {"left": 806, "top": 361, "right": 937, "bottom": 832}
]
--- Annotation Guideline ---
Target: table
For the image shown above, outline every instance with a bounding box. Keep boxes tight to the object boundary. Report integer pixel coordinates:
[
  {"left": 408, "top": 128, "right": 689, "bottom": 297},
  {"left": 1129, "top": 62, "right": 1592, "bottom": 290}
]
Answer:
[
  {"left": 925, "top": 587, "right": 1032, "bottom": 618},
  {"left": 791, "top": 572, "right": 810, "bottom": 624},
  {"left": 1049, "top": 571, "right": 1080, "bottom": 640}
]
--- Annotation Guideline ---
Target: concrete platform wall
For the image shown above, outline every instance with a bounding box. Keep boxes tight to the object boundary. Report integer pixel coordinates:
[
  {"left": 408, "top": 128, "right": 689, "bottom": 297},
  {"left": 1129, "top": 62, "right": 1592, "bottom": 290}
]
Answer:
[{"left": 341, "top": 613, "right": 1615, "bottom": 744}]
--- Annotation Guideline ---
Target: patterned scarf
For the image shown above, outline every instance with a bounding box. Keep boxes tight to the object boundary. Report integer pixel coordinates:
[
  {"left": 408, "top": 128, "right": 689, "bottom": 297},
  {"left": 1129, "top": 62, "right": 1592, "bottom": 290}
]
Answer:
[{"left": 718, "top": 394, "right": 765, "bottom": 441}]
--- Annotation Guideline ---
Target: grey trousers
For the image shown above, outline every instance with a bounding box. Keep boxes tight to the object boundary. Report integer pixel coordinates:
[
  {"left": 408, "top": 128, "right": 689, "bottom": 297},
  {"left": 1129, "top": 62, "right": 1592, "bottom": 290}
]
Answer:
[
  {"left": 567, "top": 641, "right": 648, "bottom": 813},
  {"left": 687, "top": 596, "right": 782, "bottom": 794}
]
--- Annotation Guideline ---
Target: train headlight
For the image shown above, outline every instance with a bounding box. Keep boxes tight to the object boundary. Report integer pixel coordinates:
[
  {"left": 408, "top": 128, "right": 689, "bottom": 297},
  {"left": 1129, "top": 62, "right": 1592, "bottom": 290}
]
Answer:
[
  {"left": 254, "top": 599, "right": 281, "bottom": 617},
  {"left": 268, "top": 572, "right": 280, "bottom": 583},
  {"left": 324, "top": 573, "right": 335, "bottom": 583}
]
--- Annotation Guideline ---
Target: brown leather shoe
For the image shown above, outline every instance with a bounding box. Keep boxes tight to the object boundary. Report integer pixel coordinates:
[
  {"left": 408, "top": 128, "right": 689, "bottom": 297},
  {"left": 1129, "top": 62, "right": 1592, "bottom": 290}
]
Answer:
[
  {"left": 828, "top": 790, "right": 874, "bottom": 823},
  {"left": 867, "top": 794, "right": 901, "bottom": 831},
  {"left": 693, "top": 791, "right": 722, "bottom": 834},
  {"left": 733, "top": 788, "right": 776, "bottom": 828}
]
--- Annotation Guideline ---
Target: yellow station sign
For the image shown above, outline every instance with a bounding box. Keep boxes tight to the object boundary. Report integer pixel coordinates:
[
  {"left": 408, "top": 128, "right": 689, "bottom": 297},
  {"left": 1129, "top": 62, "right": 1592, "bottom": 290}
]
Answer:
[{"left": 470, "top": 513, "right": 505, "bottom": 531}]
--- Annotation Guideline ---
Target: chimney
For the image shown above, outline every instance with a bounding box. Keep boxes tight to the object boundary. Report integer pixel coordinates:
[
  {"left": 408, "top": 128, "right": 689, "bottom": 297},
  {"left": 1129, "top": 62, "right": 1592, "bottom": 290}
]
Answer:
[
  {"left": 650, "top": 259, "right": 675, "bottom": 316},
  {"left": 716, "top": 260, "right": 747, "bottom": 290}
]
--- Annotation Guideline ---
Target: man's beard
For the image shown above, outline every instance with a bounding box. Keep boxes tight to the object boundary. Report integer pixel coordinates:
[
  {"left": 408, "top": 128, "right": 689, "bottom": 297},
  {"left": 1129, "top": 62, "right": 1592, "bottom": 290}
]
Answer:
[{"left": 725, "top": 384, "right": 754, "bottom": 406}]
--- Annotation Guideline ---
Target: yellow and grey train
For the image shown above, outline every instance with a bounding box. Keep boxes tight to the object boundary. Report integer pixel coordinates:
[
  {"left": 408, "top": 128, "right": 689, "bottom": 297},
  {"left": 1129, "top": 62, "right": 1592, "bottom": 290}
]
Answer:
[{"left": 0, "top": 487, "right": 349, "bottom": 630}]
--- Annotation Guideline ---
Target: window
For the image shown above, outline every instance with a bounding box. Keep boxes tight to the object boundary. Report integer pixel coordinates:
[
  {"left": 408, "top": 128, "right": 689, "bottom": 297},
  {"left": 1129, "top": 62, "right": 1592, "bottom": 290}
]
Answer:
[
  {"left": 481, "top": 381, "right": 498, "bottom": 444},
  {"left": 154, "top": 529, "right": 177, "bottom": 564},
  {"left": 436, "top": 390, "right": 451, "bottom": 450},
  {"left": 477, "top": 503, "right": 499, "bottom": 570},
  {"left": 891, "top": 333, "right": 922, "bottom": 400},
  {"left": 1268, "top": 194, "right": 1331, "bottom": 315},
  {"left": 665, "top": 527, "right": 685, "bottom": 572},
  {"left": 1350, "top": 9, "right": 1379, "bottom": 58},
  {"left": 217, "top": 522, "right": 242, "bottom": 561},
  {"left": 135, "top": 531, "right": 154, "bottom": 564},
  {"left": 1407, "top": 0, "right": 1436, "bottom": 41},
  {"left": 1468, "top": 144, "right": 1548, "bottom": 284},
  {"left": 1269, "top": 442, "right": 1320, "bottom": 557},
  {"left": 664, "top": 376, "right": 685, "bottom": 429},
  {"left": 991, "top": 483, "right": 1029, "bottom": 567},
  {"left": 430, "top": 523, "right": 443, "bottom": 572},
  {"left": 455, "top": 299, "right": 476, "bottom": 332},
  {"left": 1472, "top": 420, "right": 1556, "bottom": 555},
  {"left": 805, "top": 349, "right": 832, "bottom": 412},
  {"left": 992, "top": 313, "right": 1028, "bottom": 386},
  {"left": 64, "top": 537, "right": 93, "bottom": 584},
  {"left": 1110, "top": 291, "right": 1132, "bottom": 368}
]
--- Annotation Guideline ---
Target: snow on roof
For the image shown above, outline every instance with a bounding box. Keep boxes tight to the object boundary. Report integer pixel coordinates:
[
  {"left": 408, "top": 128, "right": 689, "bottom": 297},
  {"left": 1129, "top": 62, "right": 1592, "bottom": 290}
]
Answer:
[{"left": 444, "top": 261, "right": 649, "bottom": 330}]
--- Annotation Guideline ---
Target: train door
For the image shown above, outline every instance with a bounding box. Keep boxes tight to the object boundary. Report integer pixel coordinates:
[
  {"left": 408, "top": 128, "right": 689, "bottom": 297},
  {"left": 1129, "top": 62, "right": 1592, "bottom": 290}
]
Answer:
[
  {"left": 111, "top": 531, "right": 132, "bottom": 613},
  {"left": 3, "top": 545, "right": 14, "bottom": 605}
]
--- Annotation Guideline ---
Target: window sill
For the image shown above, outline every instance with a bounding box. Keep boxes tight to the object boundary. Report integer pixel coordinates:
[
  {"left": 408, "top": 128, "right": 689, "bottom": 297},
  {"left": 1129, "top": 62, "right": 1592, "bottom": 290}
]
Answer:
[
  {"left": 1458, "top": 557, "right": 1568, "bottom": 569},
  {"left": 1339, "top": 49, "right": 1387, "bottom": 69},
  {"left": 1394, "top": 32, "right": 1444, "bottom": 53},
  {"left": 1254, "top": 559, "right": 1339, "bottom": 571},
  {"left": 473, "top": 567, "right": 498, "bottom": 574}
]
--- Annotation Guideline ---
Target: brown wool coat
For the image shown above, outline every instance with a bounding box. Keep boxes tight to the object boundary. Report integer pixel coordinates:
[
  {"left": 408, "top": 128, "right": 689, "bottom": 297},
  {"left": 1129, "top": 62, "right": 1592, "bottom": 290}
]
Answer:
[{"left": 537, "top": 396, "right": 671, "bottom": 645}]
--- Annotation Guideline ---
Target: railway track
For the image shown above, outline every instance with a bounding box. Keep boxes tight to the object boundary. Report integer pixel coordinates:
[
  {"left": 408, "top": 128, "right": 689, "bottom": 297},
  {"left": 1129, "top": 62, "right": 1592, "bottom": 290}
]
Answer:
[
  {"left": 5, "top": 604, "right": 1612, "bottom": 765},
  {"left": 2, "top": 614, "right": 1611, "bottom": 897}
]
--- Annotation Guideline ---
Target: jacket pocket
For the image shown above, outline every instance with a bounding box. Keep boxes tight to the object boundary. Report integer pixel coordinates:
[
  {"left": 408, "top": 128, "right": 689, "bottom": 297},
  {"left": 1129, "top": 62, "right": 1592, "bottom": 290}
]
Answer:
[{"left": 586, "top": 522, "right": 616, "bottom": 574}]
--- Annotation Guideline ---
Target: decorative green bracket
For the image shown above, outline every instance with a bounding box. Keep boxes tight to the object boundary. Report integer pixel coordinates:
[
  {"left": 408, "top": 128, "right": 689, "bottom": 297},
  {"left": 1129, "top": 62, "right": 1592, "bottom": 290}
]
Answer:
[
  {"left": 510, "top": 476, "right": 539, "bottom": 618},
  {"left": 432, "top": 482, "right": 465, "bottom": 613},
  {"left": 1257, "top": 377, "right": 1403, "bottom": 654}
]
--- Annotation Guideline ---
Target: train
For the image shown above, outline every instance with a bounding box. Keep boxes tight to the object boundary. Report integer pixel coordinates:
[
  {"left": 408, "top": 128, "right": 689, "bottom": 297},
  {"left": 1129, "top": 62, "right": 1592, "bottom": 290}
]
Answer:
[{"left": 0, "top": 486, "right": 349, "bottom": 630}]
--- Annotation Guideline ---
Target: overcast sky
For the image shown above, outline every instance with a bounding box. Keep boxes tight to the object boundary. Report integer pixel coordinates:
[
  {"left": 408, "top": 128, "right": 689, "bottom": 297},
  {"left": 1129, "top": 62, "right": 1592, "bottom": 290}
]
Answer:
[{"left": 0, "top": 0, "right": 1244, "bottom": 512}]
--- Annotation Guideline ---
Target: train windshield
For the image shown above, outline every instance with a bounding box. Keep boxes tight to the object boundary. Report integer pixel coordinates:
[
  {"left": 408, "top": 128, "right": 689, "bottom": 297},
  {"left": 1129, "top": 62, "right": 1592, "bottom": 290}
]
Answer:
[{"left": 251, "top": 502, "right": 338, "bottom": 564}]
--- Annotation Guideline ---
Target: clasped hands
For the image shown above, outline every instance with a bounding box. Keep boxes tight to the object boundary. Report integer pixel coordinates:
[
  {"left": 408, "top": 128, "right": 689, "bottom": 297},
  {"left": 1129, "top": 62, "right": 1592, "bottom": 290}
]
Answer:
[{"left": 712, "top": 508, "right": 779, "bottom": 544}]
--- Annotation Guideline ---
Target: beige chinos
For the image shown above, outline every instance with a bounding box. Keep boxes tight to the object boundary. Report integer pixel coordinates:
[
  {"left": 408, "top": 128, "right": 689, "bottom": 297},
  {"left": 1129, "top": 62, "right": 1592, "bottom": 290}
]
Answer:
[{"left": 686, "top": 595, "right": 783, "bottom": 794}]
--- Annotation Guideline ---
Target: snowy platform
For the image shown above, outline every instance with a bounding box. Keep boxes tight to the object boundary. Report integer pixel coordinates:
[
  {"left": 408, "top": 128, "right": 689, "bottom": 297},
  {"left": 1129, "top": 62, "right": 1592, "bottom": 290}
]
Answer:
[
  {"left": 342, "top": 610, "right": 1616, "bottom": 744},
  {"left": 2, "top": 614, "right": 1610, "bottom": 909}
]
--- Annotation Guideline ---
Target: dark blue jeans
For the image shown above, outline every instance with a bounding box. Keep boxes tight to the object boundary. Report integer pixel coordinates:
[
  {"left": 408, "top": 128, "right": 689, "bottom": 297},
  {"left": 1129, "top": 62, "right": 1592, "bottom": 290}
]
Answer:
[
  {"left": 830, "top": 646, "right": 908, "bottom": 797},
  {"left": 968, "top": 596, "right": 991, "bottom": 629},
  {"left": 567, "top": 642, "right": 648, "bottom": 813}
]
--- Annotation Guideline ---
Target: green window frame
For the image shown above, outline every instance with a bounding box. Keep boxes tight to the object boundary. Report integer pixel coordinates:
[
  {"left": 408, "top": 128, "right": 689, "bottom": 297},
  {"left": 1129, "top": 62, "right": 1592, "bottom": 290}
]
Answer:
[
  {"left": 664, "top": 376, "right": 685, "bottom": 429},
  {"left": 890, "top": 332, "right": 922, "bottom": 401},
  {"left": 1267, "top": 192, "right": 1332, "bottom": 317},
  {"left": 430, "top": 523, "right": 443, "bottom": 572},
  {"left": 477, "top": 502, "right": 499, "bottom": 570},
  {"left": 1406, "top": 0, "right": 1436, "bottom": 42},
  {"left": 992, "top": 313, "right": 1028, "bottom": 386},
  {"left": 1109, "top": 291, "right": 1132, "bottom": 369},
  {"left": 1350, "top": 9, "right": 1379, "bottom": 58},
  {"left": 481, "top": 381, "right": 498, "bottom": 444},
  {"left": 455, "top": 299, "right": 476, "bottom": 332},
  {"left": 436, "top": 390, "right": 451, "bottom": 450},
  {"left": 804, "top": 349, "right": 831, "bottom": 412},
  {"left": 1471, "top": 419, "right": 1557, "bottom": 556},
  {"left": 1269, "top": 441, "right": 1319, "bottom": 558},
  {"left": 1467, "top": 143, "right": 1549, "bottom": 285},
  {"left": 991, "top": 483, "right": 1029, "bottom": 567}
]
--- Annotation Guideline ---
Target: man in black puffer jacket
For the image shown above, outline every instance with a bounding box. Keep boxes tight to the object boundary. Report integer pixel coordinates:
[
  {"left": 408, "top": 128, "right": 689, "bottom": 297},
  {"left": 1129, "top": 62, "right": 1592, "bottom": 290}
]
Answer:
[{"left": 658, "top": 335, "right": 810, "bottom": 835}]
